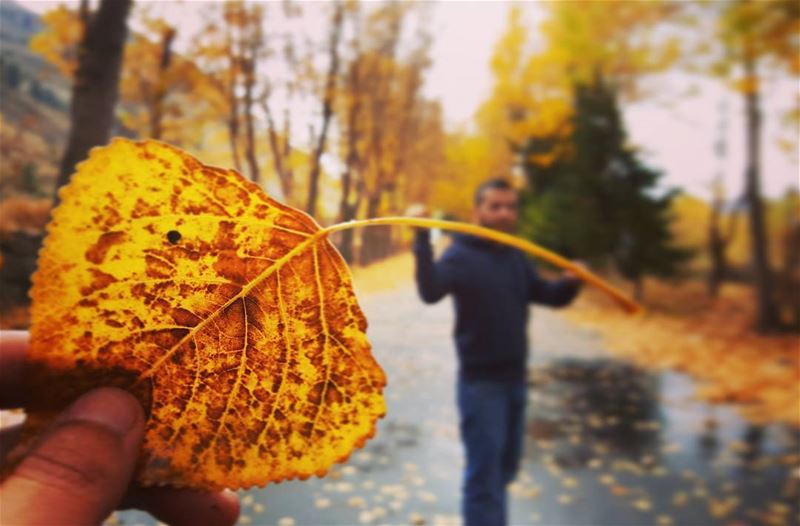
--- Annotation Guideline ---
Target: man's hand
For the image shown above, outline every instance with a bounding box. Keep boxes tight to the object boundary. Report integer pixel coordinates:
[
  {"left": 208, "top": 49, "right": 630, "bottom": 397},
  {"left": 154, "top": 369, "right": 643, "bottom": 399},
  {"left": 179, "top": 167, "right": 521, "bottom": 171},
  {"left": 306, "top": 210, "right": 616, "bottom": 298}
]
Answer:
[
  {"left": 563, "top": 260, "right": 589, "bottom": 281},
  {"left": 0, "top": 330, "right": 240, "bottom": 526},
  {"left": 404, "top": 203, "right": 430, "bottom": 219}
]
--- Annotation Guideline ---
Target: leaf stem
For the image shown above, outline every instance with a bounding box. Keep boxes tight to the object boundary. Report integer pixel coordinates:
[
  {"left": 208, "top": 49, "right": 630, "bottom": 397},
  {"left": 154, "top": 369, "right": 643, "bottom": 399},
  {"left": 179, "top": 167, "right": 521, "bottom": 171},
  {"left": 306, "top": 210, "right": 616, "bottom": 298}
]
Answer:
[{"left": 319, "top": 217, "right": 643, "bottom": 315}]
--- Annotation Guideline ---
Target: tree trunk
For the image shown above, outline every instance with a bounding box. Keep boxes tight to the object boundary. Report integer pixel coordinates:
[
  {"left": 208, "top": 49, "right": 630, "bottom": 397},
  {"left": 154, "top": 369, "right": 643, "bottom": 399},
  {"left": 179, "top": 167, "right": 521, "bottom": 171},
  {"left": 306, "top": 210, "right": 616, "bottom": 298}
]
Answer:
[
  {"left": 707, "top": 236, "right": 726, "bottom": 298},
  {"left": 306, "top": 3, "right": 343, "bottom": 218},
  {"left": 228, "top": 80, "right": 242, "bottom": 174},
  {"left": 742, "top": 54, "right": 780, "bottom": 332},
  {"left": 337, "top": 58, "right": 363, "bottom": 263},
  {"left": 359, "top": 194, "right": 386, "bottom": 264},
  {"left": 242, "top": 59, "right": 260, "bottom": 184},
  {"left": 262, "top": 96, "right": 292, "bottom": 201},
  {"left": 707, "top": 194, "right": 735, "bottom": 298},
  {"left": 56, "top": 0, "right": 132, "bottom": 194},
  {"left": 782, "top": 217, "right": 800, "bottom": 330},
  {"left": 150, "top": 26, "right": 176, "bottom": 140},
  {"left": 226, "top": 29, "right": 243, "bottom": 175},
  {"left": 338, "top": 165, "right": 356, "bottom": 262}
]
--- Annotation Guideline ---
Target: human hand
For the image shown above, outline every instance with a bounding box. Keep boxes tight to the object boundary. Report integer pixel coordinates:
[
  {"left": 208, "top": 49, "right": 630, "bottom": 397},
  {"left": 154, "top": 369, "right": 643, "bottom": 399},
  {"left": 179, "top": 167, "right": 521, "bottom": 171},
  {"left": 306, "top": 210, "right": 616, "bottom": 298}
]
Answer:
[
  {"left": 404, "top": 203, "right": 430, "bottom": 219},
  {"left": 0, "top": 330, "right": 240, "bottom": 526},
  {"left": 563, "top": 260, "right": 589, "bottom": 281}
]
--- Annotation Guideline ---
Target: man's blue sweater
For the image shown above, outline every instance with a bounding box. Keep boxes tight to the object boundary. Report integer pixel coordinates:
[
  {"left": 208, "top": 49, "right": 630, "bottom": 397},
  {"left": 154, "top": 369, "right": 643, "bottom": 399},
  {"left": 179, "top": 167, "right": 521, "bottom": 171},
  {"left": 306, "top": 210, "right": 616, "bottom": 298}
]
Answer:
[{"left": 413, "top": 230, "right": 581, "bottom": 382}]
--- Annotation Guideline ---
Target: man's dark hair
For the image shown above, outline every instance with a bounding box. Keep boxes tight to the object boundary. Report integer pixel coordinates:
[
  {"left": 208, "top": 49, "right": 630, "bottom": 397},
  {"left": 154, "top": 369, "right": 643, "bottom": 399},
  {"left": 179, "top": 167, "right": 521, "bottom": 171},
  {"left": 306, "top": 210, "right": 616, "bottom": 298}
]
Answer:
[{"left": 473, "top": 178, "right": 515, "bottom": 206}]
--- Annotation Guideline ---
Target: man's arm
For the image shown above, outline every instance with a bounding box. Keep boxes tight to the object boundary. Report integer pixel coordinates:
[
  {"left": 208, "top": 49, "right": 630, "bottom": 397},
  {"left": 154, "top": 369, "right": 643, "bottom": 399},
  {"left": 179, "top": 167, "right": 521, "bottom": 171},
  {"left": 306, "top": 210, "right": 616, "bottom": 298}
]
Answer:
[
  {"left": 526, "top": 259, "right": 581, "bottom": 307},
  {"left": 413, "top": 229, "right": 457, "bottom": 304}
]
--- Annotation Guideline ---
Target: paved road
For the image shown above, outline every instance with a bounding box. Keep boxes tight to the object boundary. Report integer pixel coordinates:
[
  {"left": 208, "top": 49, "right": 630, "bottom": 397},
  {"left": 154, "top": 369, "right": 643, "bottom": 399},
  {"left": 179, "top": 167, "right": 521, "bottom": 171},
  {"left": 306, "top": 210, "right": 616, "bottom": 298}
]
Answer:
[{"left": 119, "top": 281, "right": 799, "bottom": 526}]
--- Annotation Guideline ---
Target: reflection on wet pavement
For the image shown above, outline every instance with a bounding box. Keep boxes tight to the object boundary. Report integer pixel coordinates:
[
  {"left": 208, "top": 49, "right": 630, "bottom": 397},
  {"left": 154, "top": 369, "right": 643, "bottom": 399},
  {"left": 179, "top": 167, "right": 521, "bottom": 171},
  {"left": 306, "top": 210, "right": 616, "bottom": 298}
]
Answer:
[
  {"left": 522, "top": 359, "right": 799, "bottom": 526},
  {"left": 115, "top": 284, "right": 799, "bottom": 526}
]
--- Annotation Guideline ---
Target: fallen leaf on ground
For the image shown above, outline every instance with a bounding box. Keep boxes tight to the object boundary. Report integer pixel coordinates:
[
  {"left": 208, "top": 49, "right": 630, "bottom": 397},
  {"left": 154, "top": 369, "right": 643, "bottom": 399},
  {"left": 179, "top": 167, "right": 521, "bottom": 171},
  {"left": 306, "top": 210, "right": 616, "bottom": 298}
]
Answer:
[{"left": 709, "top": 496, "right": 739, "bottom": 519}]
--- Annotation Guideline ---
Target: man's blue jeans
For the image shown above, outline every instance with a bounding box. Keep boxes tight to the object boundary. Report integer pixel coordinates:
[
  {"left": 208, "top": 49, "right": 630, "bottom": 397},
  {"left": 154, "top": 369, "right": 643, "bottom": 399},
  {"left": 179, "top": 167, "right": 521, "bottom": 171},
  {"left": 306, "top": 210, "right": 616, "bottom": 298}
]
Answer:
[{"left": 457, "top": 376, "right": 527, "bottom": 526}]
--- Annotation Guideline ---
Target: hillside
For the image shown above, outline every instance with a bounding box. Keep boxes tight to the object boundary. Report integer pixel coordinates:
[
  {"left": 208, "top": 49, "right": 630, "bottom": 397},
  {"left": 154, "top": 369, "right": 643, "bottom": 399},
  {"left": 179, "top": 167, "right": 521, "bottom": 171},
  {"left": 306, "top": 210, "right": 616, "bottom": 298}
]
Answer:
[{"left": 0, "top": 0, "right": 70, "bottom": 198}]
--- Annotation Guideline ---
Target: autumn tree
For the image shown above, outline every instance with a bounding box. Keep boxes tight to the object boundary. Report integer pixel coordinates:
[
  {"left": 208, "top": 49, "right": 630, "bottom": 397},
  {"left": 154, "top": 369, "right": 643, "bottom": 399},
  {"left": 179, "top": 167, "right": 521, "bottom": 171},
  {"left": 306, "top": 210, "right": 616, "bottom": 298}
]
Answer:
[
  {"left": 355, "top": 5, "right": 405, "bottom": 264},
  {"left": 712, "top": 0, "right": 799, "bottom": 331},
  {"left": 56, "top": 0, "right": 132, "bottom": 192},
  {"left": 29, "top": 3, "right": 84, "bottom": 81},
  {"left": 260, "top": 90, "right": 297, "bottom": 203},
  {"left": 306, "top": 2, "right": 344, "bottom": 217},
  {"left": 332, "top": 2, "right": 366, "bottom": 262},
  {"left": 776, "top": 189, "right": 800, "bottom": 329},
  {"left": 706, "top": 101, "right": 740, "bottom": 298},
  {"left": 476, "top": 7, "right": 571, "bottom": 181},
  {"left": 235, "top": 3, "right": 266, "bottom": 185},
  {"left": 189, "top": 2, "right": 258, "bottom": 175},
  {"left": 256, "top": 1, "right": 309, "bottom": 206},
  {"left": 478, "top": 2, "right": 682, "bottom": 186},
  {"left": 118, "top": 10, "right": 202, "bottom": 144},
  {"left": 331, "top": 2, "right": 407, "bottom": 262},
  {"left": 356, "top": 3, "right": 441, "bottom": 264},
  {"left": 707, "top": 179, "right": 740, "bottom": 298}
]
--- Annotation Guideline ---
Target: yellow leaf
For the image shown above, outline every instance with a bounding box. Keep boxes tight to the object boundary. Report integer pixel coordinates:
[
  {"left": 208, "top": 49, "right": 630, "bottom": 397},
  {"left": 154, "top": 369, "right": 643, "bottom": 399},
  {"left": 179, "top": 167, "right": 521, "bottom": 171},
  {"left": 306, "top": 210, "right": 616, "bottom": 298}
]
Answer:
[
  {"left": 561, "top": 476, "right": 579, "bottom": 489},
  {"left": 731, "top": 76, "right": 760, "bottom": 94},
  {"left": 610, "top": 484, "right": 630, "bottom": 496},
  {"left": 672, "top": 491, "right": 688, "bottom": 507},
  {"left": 22, "top": 138, "right": 387, "bottom": 490},
  {"left": 709, "top": 496, "right": 739, "bottom": 519}
]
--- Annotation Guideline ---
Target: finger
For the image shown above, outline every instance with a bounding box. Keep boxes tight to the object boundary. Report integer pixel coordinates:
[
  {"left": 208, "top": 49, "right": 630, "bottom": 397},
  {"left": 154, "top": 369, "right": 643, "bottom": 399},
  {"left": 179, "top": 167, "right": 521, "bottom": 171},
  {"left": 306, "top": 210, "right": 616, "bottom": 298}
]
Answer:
[
  {"left": 123, "top": 487, "right": 240, "bottom": 526},
  {"left": 0, "top": 422, "right": 24, "bottom": 465},
  {"left": 0, "top": 387, "right": 145, "bottom": 525},
  {"left": 0, "top": 330, "right": 29, "bottom": 408}
]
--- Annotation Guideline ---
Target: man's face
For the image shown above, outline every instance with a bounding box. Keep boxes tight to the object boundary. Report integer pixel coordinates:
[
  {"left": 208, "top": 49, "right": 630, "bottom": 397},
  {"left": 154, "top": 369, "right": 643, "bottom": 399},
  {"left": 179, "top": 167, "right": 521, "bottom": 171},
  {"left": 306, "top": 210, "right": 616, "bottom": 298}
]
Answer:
[{"left": 473, "top": 188, "right": 519, "bottom": 233}]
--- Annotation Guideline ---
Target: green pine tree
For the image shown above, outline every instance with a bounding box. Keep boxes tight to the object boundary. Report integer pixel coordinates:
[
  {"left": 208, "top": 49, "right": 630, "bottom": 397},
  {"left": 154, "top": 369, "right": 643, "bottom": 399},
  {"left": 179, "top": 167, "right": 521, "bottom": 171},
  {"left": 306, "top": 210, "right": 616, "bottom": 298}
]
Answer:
[{"left": 519, "top": 75, "right": 691, "bottom": 299}]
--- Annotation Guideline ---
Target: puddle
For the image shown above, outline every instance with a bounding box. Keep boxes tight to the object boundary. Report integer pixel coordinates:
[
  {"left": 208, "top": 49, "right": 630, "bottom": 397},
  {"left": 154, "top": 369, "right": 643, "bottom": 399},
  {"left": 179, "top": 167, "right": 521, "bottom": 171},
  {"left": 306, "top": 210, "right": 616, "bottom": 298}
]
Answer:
[{"left": 519, "top": 358, "right": 800, "bottom": 526}]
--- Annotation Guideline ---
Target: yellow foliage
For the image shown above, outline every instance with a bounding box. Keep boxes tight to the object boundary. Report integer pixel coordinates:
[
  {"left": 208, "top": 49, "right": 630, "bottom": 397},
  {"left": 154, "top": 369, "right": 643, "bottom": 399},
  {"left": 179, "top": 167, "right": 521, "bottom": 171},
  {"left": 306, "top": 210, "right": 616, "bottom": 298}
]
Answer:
[
  {"left": 669, "top": 192, "right": 796, "bottom": 271},
  {"left": 29, "top": 6, "right": 83, "bottom": 79},
  {"left": 731, "top": 75, "right": 759, "bottom": 94},
  {"left": 22, "top": 139, "right": 386, "bottom": 490},
  {"left": 538, "top": 0, "right": 681, "bottom": 97},
  {"left": 430, "top": 133, "right": 500, "bottom": 219},
  {"left": 476, "top": 1, "right": 681, "bottom": 178}
]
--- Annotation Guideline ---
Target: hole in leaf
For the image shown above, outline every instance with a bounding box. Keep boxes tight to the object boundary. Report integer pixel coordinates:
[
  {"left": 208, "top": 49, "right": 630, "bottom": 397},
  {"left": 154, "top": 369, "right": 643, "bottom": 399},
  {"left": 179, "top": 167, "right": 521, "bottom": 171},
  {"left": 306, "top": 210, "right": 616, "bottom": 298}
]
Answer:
[{"left": 166, "top": 230, "right": 182, "bottom": 244}]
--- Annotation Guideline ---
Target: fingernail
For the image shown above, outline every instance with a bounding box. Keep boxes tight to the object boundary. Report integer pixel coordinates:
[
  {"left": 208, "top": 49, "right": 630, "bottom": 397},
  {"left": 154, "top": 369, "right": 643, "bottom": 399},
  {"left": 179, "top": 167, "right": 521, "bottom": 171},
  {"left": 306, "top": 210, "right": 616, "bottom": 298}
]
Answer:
[{"left": 63, "top": 388, "right": 142, "bottom": 435}]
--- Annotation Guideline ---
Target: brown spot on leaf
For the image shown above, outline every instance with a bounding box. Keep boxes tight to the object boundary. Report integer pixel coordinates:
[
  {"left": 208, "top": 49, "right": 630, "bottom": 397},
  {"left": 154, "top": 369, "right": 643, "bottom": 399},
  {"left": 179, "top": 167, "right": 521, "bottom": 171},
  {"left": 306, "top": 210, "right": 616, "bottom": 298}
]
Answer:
[
  {"left": 170, "top": 307, "right": 201, "bottom": 327},
  {"left": 80, "top": 268, "right": 116, "bottom": 296},
  {"left": 85, "top": 231, "right": 126, "bottom": 264},
  {"left": 145, "top": 254, "right": 174, "bottom": 279},
  {"left": 213, "top": 221, "right": 237, "bottom": 251},
  {"left": 213, "top": 251, "right": 246, "bottom": 284}
]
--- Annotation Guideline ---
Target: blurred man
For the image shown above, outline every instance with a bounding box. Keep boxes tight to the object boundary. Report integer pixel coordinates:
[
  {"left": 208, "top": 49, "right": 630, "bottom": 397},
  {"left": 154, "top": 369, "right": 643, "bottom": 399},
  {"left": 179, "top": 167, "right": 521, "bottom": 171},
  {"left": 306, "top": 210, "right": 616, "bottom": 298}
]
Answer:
[{"left": 411, "top": 178, "right": 582, "bottom": 526}]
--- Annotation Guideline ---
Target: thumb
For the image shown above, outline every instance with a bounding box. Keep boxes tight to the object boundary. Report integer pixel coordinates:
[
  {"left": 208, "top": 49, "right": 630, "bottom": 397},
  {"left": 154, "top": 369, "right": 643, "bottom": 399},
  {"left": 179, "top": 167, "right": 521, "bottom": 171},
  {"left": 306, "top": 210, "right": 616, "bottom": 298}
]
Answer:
[{"left": 1, "top": 388, "right": 145, "bottom": 525}]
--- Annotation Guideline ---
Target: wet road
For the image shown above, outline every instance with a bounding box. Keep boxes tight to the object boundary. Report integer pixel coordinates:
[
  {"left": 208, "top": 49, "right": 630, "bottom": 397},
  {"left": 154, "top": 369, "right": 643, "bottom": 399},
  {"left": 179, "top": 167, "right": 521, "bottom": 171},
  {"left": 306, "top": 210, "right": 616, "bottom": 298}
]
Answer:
[{"left": 118, "top": 281, "right": 800, "bottom": 526}]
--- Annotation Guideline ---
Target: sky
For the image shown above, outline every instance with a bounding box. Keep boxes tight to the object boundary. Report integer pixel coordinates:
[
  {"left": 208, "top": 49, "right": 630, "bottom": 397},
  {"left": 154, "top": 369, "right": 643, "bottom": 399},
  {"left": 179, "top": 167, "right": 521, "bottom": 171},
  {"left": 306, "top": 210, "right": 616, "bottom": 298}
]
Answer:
[
  {"left": 423, "top": 1, "right": 798, "bottom": 201},
  {"left": 17, "top": 0, "right": 800, "bottom": 200}
]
